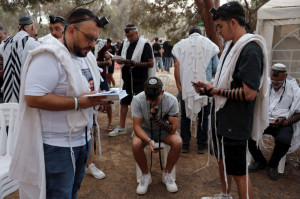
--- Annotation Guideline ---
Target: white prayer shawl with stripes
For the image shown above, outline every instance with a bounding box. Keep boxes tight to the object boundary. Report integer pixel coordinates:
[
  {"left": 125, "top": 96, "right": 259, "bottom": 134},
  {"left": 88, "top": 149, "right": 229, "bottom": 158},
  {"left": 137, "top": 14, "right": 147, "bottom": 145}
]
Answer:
[{"left": 1, "top": 30, "right": 40, "bottom": 103}]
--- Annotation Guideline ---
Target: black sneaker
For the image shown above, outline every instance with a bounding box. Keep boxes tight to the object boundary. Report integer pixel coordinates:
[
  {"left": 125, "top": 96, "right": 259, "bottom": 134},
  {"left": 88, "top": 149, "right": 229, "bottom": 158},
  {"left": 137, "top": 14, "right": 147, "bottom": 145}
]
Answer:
[
  {"left": 181, "top": 145, "right": 189, "bottom": 153},
  {"left": 198, "top": 145, "right": 208, "bottom": 154},
  {"left": 248, "top": 160, "right": 267, "bottom": 173},
  {"left": 268, "top": 167, "right": 279, "bottom": 180}
]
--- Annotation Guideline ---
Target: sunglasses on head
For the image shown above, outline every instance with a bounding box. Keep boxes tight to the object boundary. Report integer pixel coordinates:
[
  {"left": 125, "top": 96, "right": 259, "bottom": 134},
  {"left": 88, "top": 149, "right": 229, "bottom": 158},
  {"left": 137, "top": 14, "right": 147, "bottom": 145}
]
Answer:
[{"left": 68, "top": 16, "right": 109, "bottom": 28}]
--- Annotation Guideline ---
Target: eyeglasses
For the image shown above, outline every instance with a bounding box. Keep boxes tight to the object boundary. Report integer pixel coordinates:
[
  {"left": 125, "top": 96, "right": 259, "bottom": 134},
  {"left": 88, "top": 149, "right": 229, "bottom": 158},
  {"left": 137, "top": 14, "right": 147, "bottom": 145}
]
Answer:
[{"left": 74, "top": 26, "right": 97, "bottom": 44}]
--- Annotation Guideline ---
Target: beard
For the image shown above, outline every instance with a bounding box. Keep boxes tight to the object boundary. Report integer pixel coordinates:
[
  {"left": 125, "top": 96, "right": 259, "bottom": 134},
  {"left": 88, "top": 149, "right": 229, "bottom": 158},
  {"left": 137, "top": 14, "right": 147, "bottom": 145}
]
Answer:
[{"left": 73, "top": 43, "right": 92, "bottom": 57}]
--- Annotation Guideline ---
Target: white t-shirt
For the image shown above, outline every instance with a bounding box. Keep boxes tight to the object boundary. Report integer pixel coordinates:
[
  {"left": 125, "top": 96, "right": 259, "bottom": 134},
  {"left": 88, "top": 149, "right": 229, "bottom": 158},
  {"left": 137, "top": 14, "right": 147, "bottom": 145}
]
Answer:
[{"left": 24, "top": 52, "right": 92, "bottom": 147}]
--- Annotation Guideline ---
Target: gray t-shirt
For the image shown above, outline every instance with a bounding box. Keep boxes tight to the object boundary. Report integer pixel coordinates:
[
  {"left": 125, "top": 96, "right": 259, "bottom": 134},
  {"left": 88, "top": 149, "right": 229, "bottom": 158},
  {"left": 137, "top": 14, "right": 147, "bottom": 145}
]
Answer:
[{"left": 132, "top": 91, "right": 179, "bottom": 138}]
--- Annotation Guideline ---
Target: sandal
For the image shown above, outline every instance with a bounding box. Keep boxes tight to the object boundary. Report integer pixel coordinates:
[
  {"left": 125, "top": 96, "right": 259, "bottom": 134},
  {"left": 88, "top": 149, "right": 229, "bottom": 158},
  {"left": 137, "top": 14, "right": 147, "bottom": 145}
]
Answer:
[{"left": 107, "top": 124, "right": 114, "bottom": 131}]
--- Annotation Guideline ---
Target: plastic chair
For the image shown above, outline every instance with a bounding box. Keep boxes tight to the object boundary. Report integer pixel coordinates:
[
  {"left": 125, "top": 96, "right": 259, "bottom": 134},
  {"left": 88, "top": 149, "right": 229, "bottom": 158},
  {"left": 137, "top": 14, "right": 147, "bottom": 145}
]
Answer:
[
  {"left": 156, "top": 74, "right": 171, "bottom": 92},
  {"left": 136, "top": 142, "right": 176, "bottom": 183},
  {"left": 0, "top": 103, "right": 19, "bottom": 198}
]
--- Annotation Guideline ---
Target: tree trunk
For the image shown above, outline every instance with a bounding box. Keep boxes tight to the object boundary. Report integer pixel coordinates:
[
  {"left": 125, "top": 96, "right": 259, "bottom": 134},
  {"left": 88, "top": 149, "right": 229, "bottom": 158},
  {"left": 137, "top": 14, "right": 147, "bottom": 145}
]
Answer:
[{"left": 194, "top": 0, "right": 222, "bottom": 57}]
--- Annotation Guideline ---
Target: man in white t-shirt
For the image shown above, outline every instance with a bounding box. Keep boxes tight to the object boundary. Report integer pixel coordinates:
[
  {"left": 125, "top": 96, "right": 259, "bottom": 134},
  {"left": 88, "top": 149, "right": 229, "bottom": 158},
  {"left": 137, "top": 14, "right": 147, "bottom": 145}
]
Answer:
[
  {"left": 9, "top": 8, "right": 107, "bottom": 198},
  {"left": 132, "top": 77, "right": 182, "bottom": 195}
]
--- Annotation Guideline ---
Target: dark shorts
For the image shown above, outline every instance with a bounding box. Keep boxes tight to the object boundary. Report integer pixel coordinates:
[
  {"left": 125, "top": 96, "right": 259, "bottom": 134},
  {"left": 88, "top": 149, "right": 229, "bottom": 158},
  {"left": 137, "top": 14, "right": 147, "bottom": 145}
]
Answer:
[
  {"left": 120, "top": 82, "right": 144, "bottom": 105},
  {"left": 100, "top": 77, "right": 109, "bottom": 91},
  {"left": 212, "top": 135, "right": 247, "bottom": 176},
  {"left": 108, "top": 62, "right": 114, "bottom": 74}
]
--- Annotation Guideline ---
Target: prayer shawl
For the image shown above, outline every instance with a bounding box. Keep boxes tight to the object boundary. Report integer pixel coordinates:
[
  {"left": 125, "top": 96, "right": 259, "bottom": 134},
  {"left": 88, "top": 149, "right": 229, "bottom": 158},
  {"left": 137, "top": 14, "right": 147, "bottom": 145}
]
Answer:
[
  {"left": 121, "top": 36, "right": 156, "bottom": 78},
  {"left": 172, "top": 33, "right": 219, "bottom": 121},
  {"left": 9, "top": 36, "right": 100, "bottom": 199},
  {"left": 213, "top": 34, "right": 269, "bottom": 143},
  {"left": 285, "top": 77, "right": 300, "bottom": 153},
  {"left": 1, "top": 30, "right": 40, "bottom": 103}
]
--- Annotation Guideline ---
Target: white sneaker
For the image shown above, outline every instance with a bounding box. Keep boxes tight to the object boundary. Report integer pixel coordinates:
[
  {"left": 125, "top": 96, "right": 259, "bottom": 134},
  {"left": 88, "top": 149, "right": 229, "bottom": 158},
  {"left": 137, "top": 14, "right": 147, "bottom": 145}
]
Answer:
[
  {"left": 136, "top": 173, "right": 152, "bottom": 195},
  {"left": 85, "top": 163, "right": 106, "bottom": 179},
  {"left": 162, "top": 171, "right": 178, "bottom": 193},
  {"left": 108, "top": 126, "right": 127, "bottom": 137}
]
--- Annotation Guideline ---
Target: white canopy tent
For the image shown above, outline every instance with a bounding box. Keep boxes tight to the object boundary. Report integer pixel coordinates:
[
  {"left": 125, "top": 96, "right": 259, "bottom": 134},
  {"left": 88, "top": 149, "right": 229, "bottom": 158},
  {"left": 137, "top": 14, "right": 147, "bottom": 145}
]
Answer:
[{"left": 256, "top": 0, "right": 300, "bottom": 84}]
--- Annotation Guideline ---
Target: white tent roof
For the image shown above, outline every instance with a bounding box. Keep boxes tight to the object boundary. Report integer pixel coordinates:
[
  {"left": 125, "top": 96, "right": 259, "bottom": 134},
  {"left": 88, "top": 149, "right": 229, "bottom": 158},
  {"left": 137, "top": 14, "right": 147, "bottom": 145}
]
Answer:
[{"left": 258, "top": 0, "right": 300, "bottom": 20}]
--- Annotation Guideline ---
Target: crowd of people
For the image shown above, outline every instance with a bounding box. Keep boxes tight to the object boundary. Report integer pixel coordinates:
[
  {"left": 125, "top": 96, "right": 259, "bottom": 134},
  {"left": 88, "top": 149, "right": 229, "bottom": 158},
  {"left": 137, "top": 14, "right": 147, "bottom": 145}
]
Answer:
[{"left": 0, "top": 1, "right": 299, "bottom": 199}]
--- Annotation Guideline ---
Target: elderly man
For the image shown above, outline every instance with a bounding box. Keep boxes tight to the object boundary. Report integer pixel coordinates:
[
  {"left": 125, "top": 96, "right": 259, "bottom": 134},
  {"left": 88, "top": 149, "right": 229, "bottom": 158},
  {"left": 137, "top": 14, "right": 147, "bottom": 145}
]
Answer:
[
  {"left": 248, "top": 63, "right": 300, "bottom": 180},
  {"left": 9, "top": 8, "right": 106, "bottom": 198},
  {"left": 109, "top": 24, "right": 154, "bottom": 137},
  {"left": 132, "top": 77, "right": 182, "bottom": 194},
  {"left": 0, "top": 16, "right": 40, "bottom": 103}
]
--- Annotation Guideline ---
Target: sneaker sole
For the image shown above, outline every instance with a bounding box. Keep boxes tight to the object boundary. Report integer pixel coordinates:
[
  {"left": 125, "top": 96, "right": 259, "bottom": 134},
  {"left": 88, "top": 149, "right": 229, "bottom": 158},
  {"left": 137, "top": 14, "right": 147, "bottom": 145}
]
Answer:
[{"left": 108, "top": 131, "right": 127, "bottom": 137}]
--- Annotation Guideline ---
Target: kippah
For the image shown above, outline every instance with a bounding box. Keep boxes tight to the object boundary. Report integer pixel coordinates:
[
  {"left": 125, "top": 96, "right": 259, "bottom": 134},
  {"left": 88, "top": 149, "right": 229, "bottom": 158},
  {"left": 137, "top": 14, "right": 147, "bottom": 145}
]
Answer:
[
  {"left": 271, "top": 63, "right": 287, "bottom": 72},
  {"left": 144, "top": 77, "right": 163, "bottom": 89},
  {"left": 0, "top": 24, "right": 3, "bottom": 30},
  {"left": 19, "top": 16, "right": 33, "bottom": 26}
]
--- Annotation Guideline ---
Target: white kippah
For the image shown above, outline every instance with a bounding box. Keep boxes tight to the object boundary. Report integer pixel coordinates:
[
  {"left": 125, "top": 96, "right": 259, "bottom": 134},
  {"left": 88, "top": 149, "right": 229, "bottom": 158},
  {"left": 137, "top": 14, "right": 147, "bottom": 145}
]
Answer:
[
  {"left": 149, "top": 78, "right": 157, "bottom": 85},
  {"left": 271, "top": 63, "right": 287, "bottom": 72}
]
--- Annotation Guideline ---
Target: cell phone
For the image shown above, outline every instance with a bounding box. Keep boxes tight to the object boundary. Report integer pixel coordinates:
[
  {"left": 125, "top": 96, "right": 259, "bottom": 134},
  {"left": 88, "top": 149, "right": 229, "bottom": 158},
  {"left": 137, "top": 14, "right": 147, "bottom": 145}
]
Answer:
[
  {"left": 154, "top": 147, "right": 163, "bottom": 151},
  {"left": 191, "top": 81, "right": 203, "bottom": 88}
]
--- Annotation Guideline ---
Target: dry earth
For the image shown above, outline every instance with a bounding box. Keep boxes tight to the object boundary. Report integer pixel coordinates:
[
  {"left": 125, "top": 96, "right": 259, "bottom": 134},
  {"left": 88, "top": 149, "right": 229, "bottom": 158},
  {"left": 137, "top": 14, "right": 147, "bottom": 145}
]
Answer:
[{"left": 7, "top": 66, "right": 300, "bottom": 199}]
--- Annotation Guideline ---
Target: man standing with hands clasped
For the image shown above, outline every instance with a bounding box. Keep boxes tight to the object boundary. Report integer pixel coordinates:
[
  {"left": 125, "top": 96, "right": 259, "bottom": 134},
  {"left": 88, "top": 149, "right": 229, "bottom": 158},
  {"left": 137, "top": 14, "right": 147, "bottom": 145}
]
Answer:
[
  {"left": 10, "top": 8, "right": 107, "bottom": 198},
  {"left": 194, "top": 2, "right": 269, "bottom": 199}
]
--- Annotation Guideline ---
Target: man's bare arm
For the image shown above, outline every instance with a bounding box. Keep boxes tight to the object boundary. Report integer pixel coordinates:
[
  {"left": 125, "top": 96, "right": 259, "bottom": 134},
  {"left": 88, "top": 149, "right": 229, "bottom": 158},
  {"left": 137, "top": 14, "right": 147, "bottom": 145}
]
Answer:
[{"left": 174, "top": 58, "right": 182, "bottom": 96}]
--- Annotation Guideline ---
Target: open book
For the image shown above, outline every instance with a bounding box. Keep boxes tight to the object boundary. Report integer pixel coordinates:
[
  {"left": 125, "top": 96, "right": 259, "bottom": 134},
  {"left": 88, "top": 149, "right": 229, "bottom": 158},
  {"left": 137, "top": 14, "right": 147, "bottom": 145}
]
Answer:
[{"left": 84, "top": 90, "right": 128, "bottom": 101}]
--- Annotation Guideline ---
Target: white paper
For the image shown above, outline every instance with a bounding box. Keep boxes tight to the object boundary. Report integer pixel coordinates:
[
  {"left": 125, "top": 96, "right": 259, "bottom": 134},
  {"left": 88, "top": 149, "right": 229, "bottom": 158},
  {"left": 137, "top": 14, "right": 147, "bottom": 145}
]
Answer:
[{"left": 84, "top": 90, "right": 128, "bottom": 101}]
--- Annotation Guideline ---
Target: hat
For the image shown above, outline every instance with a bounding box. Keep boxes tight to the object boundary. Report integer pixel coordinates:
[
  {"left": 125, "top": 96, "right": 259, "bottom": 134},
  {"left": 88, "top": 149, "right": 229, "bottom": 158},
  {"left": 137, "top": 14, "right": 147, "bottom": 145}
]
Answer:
[
  {"left": 0, "top": 24, "right": 3, "bottom": 31},
  {"left": 271, "top": 63, "right": 287, "bottom": 72},
  {"left": 19, "top": 16, "right": 33, "bottom": 26},
  {"left": 49, "top": 15, "right": 66, "bottom": 24},
  {"left": 144, "top": 77, "right": 163, "bottom": 100}
]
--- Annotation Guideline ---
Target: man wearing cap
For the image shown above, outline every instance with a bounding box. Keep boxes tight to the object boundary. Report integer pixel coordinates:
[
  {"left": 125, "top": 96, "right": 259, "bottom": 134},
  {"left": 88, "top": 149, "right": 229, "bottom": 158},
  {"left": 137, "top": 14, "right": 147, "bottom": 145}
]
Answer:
[
  {"left": 248, "top": 63, "right": 300, "bottom": 180},
  {"left": 9, "top": 9, "right": 106, "bottom": 198},
  {"left": 173, "top": 27, "right": 219, "bottom": 154},
  {"left": 132, "top": 77, "right": 182, "bottom": 195},
  {"left": 193, "top": 1, "right": 269, "bottom": 199},
  {"left": 0, "top": 16, "right": 40, "bottom": 103},
  {"left": 49, "top": 14, "right": 66, "bottom": 39},
  {"left": 109, "top": 24, "right": 154, "bottom": 137}
]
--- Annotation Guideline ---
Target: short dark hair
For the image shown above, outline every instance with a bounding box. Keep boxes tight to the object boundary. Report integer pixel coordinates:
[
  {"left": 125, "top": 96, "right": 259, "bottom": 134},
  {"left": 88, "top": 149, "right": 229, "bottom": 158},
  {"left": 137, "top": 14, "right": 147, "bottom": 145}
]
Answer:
[
  {"left": 67, "top": 8, "right": 96, "bottom": 24},
  {"left": 210, "top": 1, "right": 246, "bottom": 27},
  {"left": 144, "top": 77, "right": 163, "bottom": 101},
  {"left": 189, "top": 27, "right": 202, "bottom": 35},
  {"left": 107, "top": 38, "right": 112, "bottom": 43},
  {"left": 49, "top": 15, "right": 66, "bottom": 25},
  {"left": 155, "top": 37, "right": 159, "bottom": 42}
]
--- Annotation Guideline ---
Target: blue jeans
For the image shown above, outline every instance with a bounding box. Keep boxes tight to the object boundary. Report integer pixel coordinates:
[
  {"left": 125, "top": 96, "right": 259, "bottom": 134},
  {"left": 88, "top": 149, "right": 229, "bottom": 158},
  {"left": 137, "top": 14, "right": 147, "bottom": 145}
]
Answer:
[
  {"left": 154, "top": 57, "right": 164, "bottom": 71},
  {"left": 164, "top": 57, "right": 172, "bottom": 72},
  {"left": 43, "top": 140, "right": 91, "bottom": 199},
  {"left": 180, "top": 99, "right": 210, "bottom": 147}
]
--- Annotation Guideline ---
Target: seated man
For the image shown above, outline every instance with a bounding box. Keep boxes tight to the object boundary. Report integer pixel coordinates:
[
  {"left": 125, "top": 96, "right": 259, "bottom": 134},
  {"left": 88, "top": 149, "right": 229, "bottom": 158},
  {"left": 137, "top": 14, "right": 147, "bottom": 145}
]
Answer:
[
  {"left": 248, "top": 63, "right": 300, "bottom": 180},
  {"left": 132, "top": 77, "right": 182, "bottom": 195}
]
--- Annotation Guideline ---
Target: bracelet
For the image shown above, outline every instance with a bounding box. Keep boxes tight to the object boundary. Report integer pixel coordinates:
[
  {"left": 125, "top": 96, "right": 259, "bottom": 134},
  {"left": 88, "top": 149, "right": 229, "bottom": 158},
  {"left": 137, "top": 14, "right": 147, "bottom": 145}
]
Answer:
[
  {"left": 147, "top": 139, "right": 152, "bottom": 145},
  {"left": 77, "top": 97, "right": 80, "bottom": 111},
  {"left": 74, "top": 97, "right": 78, "bottom": 111}
]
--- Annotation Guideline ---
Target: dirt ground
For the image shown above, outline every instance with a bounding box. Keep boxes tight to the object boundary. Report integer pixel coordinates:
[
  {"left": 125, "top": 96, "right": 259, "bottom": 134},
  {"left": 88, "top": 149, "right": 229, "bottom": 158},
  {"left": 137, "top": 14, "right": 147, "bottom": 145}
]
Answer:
[{"left": 7, "top": 67, "right": 300, "bottom": 199}]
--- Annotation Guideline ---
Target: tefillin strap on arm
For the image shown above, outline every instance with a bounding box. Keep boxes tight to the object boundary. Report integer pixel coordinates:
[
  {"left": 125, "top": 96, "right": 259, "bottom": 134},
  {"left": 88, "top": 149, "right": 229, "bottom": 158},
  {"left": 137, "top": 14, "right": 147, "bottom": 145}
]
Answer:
[
  {"left": 98, "top": 61, "right": 110, "bottom": 67},
  {"left": 286, "top": 113, "right": 300, "bottom": 126},
  {"left": 150, "top": 106, "right": 173, "bottom": 133},
  {"left": 217, "top": 87, "right": 246, "bottom": 101},
  {"left": 134, "top": 61, "right": 152, "bottom": 68}
]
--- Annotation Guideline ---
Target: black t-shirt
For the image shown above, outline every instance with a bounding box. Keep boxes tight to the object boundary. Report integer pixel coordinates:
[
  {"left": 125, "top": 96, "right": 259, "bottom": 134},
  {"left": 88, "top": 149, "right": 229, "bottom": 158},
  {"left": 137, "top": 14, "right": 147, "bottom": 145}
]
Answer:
[
  {"left": 163, "top": 41, "right": 173, "bottom": 57},
  {"left": 216, "top": 41, "right": 263, "bottom": 140},
  {"left": 118, "top": 39, "right": 153, "bottom": 84},
  {"left": 109, "top": 45, "right": 116, "bottom": 55},
  {"left": 152, "top": 43, "right": 161, "bottom": 57}
]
